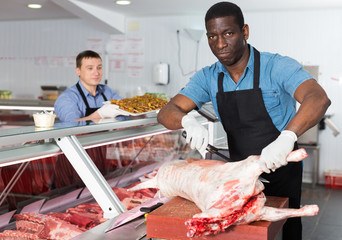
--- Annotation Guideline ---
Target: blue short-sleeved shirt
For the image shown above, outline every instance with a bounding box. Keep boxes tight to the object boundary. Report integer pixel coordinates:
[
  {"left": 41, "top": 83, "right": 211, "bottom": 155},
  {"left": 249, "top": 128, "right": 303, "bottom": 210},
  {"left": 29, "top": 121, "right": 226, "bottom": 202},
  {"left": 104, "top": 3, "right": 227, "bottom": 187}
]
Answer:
[
  {"left": 179, "top": 45, "right": 313, "bottom": 131},
  {"left": 54, "top": 81, "right": 122, "bottom": 122}
]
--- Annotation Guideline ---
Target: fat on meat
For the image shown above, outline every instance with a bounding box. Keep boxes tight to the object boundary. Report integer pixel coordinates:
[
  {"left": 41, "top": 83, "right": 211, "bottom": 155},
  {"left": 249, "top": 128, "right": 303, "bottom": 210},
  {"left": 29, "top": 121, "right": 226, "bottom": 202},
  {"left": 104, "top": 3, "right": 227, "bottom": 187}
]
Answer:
[
  {"left": 129, "top": 148, "right": 319, "bottom": 237},
  {"left": 12, "top": 212, "right": 83, "bottom": 239}
]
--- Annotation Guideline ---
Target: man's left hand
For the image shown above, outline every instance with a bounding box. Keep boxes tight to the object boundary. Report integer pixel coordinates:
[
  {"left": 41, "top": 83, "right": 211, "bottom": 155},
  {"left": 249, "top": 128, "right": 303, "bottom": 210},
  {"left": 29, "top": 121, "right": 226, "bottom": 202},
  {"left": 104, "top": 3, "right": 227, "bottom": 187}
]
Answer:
[
  {"left": 259, "top": 130, "right": 297, "bottom": 173},
  {"left": 97, "top": 103, "right": 129, "bottom": 118}
]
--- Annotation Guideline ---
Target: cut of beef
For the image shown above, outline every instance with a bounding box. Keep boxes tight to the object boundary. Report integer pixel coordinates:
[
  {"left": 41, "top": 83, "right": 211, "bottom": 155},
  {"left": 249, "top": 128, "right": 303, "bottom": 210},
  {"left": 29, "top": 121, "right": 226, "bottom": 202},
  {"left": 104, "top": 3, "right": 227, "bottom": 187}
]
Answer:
[
  {"left": 47, "top": 212, "right": 94, "bottom": 230},
  {"left": 66, "top": 203, "right": 104, "bottom": 221},
  {"left": 13, "top": 212, "right": 83, "bottom": 240},
  {"left": 130, "top": 149, "right": 319, "bottom": 237},
  {"left": 113, "top": 182, "right": 157, "bottom": 210},
  {"left": 0, "top": 182, "right": 158, "bottom": 238},
  {"left": 0, "top": 230, "right": 43, "bottom": 240}
]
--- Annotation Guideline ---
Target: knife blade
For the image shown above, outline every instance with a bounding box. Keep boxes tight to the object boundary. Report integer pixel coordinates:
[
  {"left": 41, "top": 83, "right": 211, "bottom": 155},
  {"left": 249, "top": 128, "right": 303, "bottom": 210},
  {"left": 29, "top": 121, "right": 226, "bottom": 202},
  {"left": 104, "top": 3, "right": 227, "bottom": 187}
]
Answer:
[
  {"left": 181, "top": 131, "right": 269, "bottom": 183},
  {"left": 206, "top": 144, "right": 230, "bottom": 161}
]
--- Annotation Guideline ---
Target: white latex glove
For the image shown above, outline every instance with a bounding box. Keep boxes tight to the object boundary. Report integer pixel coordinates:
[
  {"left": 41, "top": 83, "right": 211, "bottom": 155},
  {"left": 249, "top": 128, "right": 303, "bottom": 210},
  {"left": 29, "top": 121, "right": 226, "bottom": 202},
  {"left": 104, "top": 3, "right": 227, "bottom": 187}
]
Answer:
[
  {"left": 97, "top": 104, "right": 129, "bottom": 118},
  {"left": 97, "top": 118, "right": 119, "bottom": 124},
  {"left": 181, "top": 114, "right": 209, "bottom": 156},
  {"left": 259, "top": 130, "right": 297, "bottom": 173}
]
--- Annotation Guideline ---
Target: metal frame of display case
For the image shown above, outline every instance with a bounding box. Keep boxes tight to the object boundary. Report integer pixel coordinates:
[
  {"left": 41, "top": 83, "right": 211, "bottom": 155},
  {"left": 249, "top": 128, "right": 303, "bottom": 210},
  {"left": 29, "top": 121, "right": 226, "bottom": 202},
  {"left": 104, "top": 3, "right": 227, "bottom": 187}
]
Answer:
[
  {"left": 0, "top": 99, "right": 54, "bottom": 111},
  {"left": 0, "top": 113, "right": 211, "bottom": 221}
]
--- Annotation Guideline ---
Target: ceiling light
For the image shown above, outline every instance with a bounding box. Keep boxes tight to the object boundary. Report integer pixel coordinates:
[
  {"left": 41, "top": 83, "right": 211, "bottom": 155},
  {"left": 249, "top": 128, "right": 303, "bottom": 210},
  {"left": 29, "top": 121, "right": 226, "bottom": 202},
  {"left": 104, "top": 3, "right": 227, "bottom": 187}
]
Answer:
[
  {"left": 116, "top": 0, "right": 131, "bottom": 5},
  {"left": 27, "top": 4, "right": 42, "bottom": 9}
]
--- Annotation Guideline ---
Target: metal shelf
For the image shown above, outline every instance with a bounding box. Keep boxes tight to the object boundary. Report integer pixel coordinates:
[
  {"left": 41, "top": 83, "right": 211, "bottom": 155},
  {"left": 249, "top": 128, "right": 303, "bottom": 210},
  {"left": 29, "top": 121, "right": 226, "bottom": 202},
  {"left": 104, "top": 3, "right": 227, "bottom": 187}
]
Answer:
[{"left": 0, "top": 99, "right": 55, "bottom": 111}]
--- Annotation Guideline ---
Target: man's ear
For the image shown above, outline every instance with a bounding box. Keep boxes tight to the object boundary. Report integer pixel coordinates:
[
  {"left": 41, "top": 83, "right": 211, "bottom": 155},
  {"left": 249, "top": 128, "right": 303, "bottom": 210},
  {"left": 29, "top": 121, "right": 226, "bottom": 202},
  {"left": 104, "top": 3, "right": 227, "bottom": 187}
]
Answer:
[
  {"left": 75, "top": 67, "right": 80, "bottom": 77},
  {"left": 243, "top": 24, "right": 249, "bottom": 40}
]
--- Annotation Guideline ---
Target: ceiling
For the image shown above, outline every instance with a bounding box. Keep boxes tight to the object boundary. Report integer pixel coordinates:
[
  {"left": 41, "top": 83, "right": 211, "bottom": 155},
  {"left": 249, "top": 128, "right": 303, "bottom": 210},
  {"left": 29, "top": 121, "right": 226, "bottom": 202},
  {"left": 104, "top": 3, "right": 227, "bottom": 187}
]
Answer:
[{"left": 2, "top": 0, "right": 342, "bottom": 22}]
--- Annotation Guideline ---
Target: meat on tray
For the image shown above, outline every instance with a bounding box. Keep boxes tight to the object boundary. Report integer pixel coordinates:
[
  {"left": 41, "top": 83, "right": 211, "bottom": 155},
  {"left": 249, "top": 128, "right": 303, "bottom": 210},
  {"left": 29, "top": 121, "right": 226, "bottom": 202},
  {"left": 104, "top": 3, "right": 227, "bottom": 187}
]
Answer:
[
  {"left": 47, "top": 203, "right": 107, "bottom": 231},
  {"left": 129, "top": 148, "right": 319, "bottom": 237},
  {"left": 0, "top": 212, "right": 83, "bottom": 240},
  {"left": 110, "top": 94, "right": 168, "bottom": 114},
  {"left": 0, "top": 183, "right": 158, "bottom": 239},
  {"left": 114, "top": 181, "right": 158, "bottom": 210}
]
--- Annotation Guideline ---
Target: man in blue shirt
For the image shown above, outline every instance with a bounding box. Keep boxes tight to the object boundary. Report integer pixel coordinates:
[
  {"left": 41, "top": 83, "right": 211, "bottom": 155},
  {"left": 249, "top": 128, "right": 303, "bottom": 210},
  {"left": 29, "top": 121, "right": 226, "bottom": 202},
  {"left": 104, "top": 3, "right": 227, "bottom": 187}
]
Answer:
[
  {"left": 157, "top": 2, "right": 330, "bottom": 240},
  {"left": 54, "top": 50, "right": 123, "bottom": 122}
]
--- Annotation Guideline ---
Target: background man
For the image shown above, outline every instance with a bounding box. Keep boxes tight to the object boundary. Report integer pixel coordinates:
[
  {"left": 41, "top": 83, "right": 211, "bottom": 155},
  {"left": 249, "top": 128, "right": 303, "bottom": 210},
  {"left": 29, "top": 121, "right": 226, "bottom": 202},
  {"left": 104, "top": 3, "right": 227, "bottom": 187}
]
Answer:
[{"left": 55, "top": 50, "right": 124, "bottom": 122}]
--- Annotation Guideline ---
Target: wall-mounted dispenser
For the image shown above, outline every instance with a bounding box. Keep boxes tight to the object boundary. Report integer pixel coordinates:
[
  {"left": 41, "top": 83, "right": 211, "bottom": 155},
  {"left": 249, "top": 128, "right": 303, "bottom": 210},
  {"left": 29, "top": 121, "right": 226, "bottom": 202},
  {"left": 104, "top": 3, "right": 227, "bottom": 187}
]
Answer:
[{"left": 153, "top": 63, "right": 169, "bottom": 85}]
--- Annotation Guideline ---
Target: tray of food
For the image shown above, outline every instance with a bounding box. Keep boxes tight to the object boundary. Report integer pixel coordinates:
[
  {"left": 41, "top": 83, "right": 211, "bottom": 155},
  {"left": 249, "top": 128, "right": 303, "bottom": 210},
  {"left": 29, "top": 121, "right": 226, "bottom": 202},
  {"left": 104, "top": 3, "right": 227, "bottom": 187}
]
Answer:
[{"left": 109, "top": 93, "right": 168, "bottom": 116}]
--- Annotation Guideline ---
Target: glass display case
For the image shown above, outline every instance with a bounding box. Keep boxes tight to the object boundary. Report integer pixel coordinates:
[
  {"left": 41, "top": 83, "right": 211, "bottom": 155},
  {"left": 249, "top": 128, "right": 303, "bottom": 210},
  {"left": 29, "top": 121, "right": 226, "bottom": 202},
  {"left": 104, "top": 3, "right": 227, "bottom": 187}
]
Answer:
[{"left": 0, "top": 112, "right": 212, "bottom": 239}]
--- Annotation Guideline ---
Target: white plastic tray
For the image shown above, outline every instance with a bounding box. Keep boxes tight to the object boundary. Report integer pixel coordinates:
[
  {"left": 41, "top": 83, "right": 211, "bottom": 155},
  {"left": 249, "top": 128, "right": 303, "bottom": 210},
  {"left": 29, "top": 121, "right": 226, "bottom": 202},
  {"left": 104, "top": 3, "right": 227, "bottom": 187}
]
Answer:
[
  {"left": 103, "top": 101, "right": 160, "bottom": 116},
  {"left": 116, "top": 108, "right": 159, "bottom": 116}
]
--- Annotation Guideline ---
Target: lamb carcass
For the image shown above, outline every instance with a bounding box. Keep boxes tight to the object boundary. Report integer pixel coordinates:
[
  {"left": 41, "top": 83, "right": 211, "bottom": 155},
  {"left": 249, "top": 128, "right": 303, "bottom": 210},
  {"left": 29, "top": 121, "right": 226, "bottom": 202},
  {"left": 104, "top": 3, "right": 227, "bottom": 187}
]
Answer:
[{"left": 129, "top": 148, "right": 319, "bottom": 237}]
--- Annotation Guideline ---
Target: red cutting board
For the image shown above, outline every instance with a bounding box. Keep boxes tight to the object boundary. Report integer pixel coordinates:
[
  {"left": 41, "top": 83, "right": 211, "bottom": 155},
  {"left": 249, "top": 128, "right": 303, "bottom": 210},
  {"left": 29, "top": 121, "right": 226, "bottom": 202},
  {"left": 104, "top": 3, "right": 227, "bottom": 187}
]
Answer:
[{"left": 146, "top": 196, "right": 288, "bottom": 240}]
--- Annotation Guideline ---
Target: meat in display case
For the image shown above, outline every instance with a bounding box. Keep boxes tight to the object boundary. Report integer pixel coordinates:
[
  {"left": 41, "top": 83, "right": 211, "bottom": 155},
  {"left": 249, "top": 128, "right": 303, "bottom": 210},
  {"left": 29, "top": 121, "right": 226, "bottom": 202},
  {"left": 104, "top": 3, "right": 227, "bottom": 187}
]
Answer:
[{"left": 0, "top": 114, "right": 209, "bottom": 239}]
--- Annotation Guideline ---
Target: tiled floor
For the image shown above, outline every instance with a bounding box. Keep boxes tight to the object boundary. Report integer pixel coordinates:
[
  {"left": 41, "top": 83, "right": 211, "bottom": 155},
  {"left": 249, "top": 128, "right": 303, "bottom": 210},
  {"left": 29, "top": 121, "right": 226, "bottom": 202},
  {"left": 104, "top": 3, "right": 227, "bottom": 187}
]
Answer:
[{"left": 301, "top": 183, "right": 342, "bottom": 240}]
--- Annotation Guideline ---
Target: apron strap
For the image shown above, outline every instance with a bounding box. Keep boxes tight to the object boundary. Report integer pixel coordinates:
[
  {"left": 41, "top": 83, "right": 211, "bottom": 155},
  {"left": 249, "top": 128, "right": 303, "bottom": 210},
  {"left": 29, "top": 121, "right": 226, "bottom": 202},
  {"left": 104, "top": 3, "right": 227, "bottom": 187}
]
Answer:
[
  {"left": 76, "top": 82, "right": 108, "bottom": 106},
  {"left": 253, "top": 47, "right": 260, "bottom": 89},
  {"left": 218, "top": 47, "right": 260, "bottom": 92},
  {"left": 217, "top": 72, "right": 225, "bottom": 93},
  {"left": 76, "top": 82, "right": 91, "bottom": 109},
  {"left": 101, "top": 92, "right": 108, "bottom": 101}
]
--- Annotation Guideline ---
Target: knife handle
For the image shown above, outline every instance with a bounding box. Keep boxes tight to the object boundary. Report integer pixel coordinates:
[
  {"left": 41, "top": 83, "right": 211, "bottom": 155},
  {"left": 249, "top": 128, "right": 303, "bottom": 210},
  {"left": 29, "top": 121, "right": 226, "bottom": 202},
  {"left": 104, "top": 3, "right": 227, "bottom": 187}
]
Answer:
[
  {"left": 182, "top": 130, "right": 230, "bottom": 161},
  {"left": 140, "top": 202, "right": 163, "bottom": 213},
  {"left": 206, "top": 144, "right": 219, "bottom": 153}
]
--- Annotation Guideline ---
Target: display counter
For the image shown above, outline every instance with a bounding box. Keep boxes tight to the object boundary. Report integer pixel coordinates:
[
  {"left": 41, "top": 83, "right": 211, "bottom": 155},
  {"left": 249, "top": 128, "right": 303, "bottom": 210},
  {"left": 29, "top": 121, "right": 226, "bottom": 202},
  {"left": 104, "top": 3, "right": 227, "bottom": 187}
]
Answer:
[
  {"left": 0, "top": 112, "right": 212, "bottom": 239},
  {"left": 0, "top": 99, "right": 55, "bottom": 127},
  {"left": 0, "top": 99, "right": 54, "bottom": 111},
  {"left": 0, "top": 110, "right": 289, "bottom": 240}
]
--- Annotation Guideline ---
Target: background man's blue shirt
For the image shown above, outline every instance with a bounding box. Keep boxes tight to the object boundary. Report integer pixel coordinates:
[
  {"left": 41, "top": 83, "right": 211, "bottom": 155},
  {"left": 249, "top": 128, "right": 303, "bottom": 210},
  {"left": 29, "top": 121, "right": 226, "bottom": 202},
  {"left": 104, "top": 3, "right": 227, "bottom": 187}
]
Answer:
[
  {"left": 179, "top": 45, "right": 313, "bottom": 131},
  {"left": 54, "top": 81, "right": 122, "bottom": 122}
]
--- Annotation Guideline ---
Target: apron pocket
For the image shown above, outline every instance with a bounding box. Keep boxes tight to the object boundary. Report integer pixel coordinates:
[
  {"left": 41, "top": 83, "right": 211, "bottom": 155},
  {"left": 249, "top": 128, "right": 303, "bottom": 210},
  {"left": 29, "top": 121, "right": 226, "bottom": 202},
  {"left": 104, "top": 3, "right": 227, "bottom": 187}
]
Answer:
[{"left": 262, "top": 90, "right": 282, "bottom": 126}]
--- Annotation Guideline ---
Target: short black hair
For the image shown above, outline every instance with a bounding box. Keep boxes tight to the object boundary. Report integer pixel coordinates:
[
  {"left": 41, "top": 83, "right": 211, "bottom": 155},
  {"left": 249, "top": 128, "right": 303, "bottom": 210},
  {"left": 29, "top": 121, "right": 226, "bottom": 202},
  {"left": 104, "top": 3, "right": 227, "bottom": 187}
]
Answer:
[
  {"left": 205, "top": 2, "right": 244, "bottom": 29},
  {"left": 76, "top": 50, "right": 101, "bottom": 68}
]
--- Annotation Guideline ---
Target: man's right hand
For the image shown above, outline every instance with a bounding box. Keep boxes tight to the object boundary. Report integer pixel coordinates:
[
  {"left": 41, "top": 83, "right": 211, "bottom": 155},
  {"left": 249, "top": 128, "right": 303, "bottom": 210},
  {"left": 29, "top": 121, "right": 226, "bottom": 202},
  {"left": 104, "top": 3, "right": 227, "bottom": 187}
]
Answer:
[
  {"left": 181, "top": 114, "right": 209, "bottom": 156},
  {"left": 259, "top": 130, "right": 297, "bottom": 173},
  {"left": 97, "top": 104, "right": 129, "bottom": 118}
]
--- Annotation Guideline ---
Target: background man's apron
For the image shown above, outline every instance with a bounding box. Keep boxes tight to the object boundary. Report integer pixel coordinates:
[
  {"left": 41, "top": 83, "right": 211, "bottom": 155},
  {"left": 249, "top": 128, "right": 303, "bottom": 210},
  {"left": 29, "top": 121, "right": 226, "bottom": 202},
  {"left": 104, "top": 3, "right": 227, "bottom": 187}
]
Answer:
[
  {"left": 216, "top": 47, "right": 303, "bottom": 240},
  {"left": 55, "top": 82, "right": 109, "bottom": 185},
  {"left": 76, "top": 82, "right": 108, "bottom": 117}
]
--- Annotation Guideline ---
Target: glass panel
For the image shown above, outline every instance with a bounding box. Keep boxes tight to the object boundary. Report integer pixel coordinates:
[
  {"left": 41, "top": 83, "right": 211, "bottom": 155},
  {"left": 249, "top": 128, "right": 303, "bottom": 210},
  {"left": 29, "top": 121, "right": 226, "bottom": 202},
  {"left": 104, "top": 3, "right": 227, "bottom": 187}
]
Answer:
[{"left": 0, "top": 129, "right": 195, "bottom": 238}]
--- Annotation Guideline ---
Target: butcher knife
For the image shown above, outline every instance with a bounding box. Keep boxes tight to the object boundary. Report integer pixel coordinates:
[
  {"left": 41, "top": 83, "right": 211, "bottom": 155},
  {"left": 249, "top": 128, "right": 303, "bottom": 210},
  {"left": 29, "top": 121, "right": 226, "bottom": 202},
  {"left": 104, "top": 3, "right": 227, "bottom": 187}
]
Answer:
[
  {"left": 181, "top": 131, "right": 230, "bottom": 161},
  {"left": 181, "top": 131, "right": 269, "bottom": 183}
]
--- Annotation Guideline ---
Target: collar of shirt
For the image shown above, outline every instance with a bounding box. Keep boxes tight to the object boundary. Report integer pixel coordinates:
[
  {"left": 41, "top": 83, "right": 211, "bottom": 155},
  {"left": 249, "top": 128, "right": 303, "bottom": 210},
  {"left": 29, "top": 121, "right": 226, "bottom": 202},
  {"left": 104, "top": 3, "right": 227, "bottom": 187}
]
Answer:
[
  {"left": 218, "top": 44, "right": 255, "bottom": 90},
  {"left": 78, "top": 80, "right": 104, "bottom": 97}
]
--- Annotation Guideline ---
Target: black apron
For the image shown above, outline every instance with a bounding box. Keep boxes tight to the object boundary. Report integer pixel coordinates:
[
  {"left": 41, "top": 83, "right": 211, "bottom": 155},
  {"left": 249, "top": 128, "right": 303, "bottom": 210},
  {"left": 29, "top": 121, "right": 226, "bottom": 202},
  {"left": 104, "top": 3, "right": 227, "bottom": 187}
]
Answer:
[
  {"left": 76, "top": 82, "right": 108, "bottom": 117},
  {"left": 216, "top": 47, "right": 303, "bottom": 240}
]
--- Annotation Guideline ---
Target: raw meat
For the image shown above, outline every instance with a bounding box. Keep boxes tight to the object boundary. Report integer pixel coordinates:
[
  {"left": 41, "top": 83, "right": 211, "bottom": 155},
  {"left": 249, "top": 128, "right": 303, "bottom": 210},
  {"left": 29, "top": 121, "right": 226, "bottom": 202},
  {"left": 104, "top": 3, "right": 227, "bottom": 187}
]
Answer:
[
  {"left": 13, "top": 212, "right": 83, "bottom": 240},
  {"left": 0, "top": 229, "right": 43, "bottom": 240},
  {"left": 66, "top": 203, "right": 104, "bottom": 221},
  {"left": 47, "top": 212, "right": 94, "bottom": 230},
  {"left": 129, "top": 149, "right": 319, "bottom": 237},
  {"left": 113, "top": 182, "right": 158, "bottom": 210},
  {"left": 0, "top": 182, "right": 158, "bottom": 239}
]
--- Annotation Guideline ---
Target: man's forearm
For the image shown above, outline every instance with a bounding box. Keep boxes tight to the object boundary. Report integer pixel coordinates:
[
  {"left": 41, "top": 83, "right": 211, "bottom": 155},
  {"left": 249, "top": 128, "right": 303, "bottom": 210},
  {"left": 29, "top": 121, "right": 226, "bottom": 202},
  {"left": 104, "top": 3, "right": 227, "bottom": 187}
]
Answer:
[
  {"left": 286, "top": 91, "right": 331, "bottom": 137},
  {"left": 157, "top": 103, "right": 186, "bottom": 130},
  {"left": 157, "top": 94, "right": 198, "bottom": 130}
]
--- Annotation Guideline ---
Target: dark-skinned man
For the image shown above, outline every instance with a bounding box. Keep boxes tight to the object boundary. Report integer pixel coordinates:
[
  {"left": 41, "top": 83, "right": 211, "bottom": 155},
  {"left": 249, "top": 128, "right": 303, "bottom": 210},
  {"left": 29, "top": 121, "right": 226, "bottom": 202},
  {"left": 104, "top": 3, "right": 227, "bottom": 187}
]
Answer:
[{"left": 157, "top": 2, "right": 330, "bottom": 239}]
